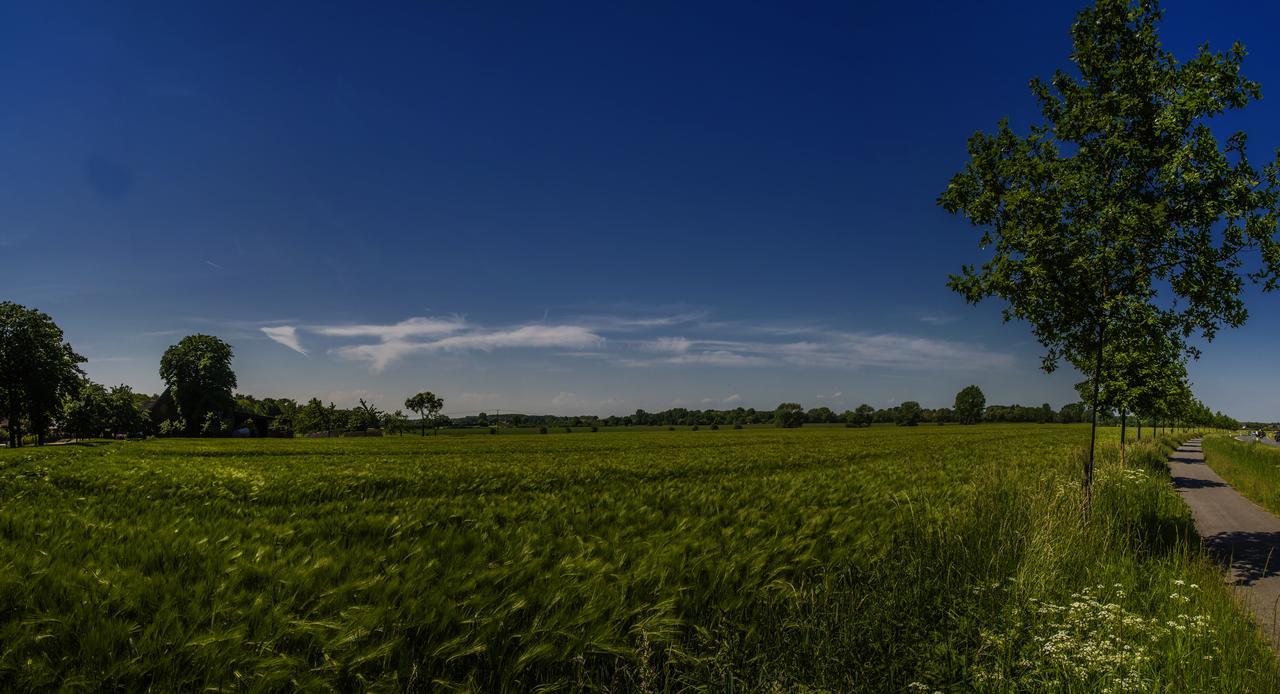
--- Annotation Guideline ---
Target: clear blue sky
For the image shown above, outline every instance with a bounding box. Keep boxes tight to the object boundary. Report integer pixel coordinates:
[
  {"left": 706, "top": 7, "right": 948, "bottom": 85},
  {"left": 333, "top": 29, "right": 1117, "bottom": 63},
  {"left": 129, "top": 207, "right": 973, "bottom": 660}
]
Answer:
[{"left": 4, "top": 1, "right": 1280, "bottom": 418}]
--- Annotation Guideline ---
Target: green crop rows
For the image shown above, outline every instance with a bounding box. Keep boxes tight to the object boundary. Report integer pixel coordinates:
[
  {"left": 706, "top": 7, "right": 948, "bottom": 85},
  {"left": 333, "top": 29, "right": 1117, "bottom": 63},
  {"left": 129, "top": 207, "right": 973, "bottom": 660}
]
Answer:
[{"left": 1, "top": 426, "right": 1275, "bottom": 690}]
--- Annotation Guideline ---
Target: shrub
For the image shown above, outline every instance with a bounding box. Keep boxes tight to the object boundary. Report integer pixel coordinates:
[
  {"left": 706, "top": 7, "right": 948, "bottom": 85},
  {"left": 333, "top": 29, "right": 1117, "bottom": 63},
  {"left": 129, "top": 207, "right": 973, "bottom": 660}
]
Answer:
[
  {"left": 563, "top": 426, "right": 572, "bottom": 434},
  {"left": 668, "top": 426, "right": 675, "bottom": 431},
  {"left": 538, "top": 426, "right": 548, "bottom": 435},
  {"left": 692, "top": 425, "right": 700, "bottom": 431},
  {"left": 710, "top": 424, "right": 719, "bottom": 430},
  {"left": 733, "top": 423, "right": 743, "bottom": 430},
  {"left": 489, "top": 427, "right": 497, "bottom": 435},
  {"left": 591, "top": 425, "right": 599, "bottom": 432}
]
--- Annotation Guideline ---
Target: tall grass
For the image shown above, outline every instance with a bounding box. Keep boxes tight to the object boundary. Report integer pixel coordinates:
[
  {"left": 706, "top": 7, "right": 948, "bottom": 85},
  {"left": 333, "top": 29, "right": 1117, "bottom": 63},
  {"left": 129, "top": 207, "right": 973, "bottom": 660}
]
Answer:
[
  {"left": 0, "top": 426, "right": 1275, "bottom": 690},
  {"left": 1202, "top": 435, "right": 1280, "bottom": 515}
]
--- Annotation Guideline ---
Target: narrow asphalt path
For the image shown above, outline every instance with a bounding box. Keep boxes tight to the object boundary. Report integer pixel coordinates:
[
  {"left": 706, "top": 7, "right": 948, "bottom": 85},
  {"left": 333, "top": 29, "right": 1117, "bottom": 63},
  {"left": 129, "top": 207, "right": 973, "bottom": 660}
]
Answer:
[{"left": 1169, "top": 438, "right": 1280, "bottom": 647}]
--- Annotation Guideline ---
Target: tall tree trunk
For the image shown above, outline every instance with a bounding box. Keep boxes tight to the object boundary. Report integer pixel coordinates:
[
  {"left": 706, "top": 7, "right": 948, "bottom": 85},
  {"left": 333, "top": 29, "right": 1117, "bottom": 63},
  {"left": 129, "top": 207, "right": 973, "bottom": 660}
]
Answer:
[
  {"left": 7, "top": 396, "right": 19, "bottom": 448},
  {"left": 1120, "top": 410, "right": 1127, "bottom": 467},
  {"left": 1086, "top": 325, "right": 1104, "bottom": 509}
]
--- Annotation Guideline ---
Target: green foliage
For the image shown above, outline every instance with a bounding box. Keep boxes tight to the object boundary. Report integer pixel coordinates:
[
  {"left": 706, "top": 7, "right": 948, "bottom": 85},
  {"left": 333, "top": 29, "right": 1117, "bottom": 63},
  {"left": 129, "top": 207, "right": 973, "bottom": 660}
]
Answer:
[
  {"left": 772, "top": 402, "right": 805, "bottom": 428},
  {"left": 158, "top": 418, "right": 186, "bottom": 437},
  {"left": 403, "top": 391, "right": 444, "bottom": 436},
  {"left": 895, "top": 401, "right": 923, "bottom": 426},
  {"left": 0, "top": 302, "right": 86, "bottom": 446},
  {"left": 0, "top": 427, "right": 1274, "bottom": 689},
  {"left": 159, "top": 335, "right": 237, "bottom": 436},
  {"left": 941, "top": 1, "right": 1280, "bottom": 377},
  {"left": 294, "top": 398, "right": 337, "bottom": 436},
  {"left": 954, "top": 385, "right": 986, "bottom": 424},
  {"left": 348, "top": 398, "right": 383, "bottom": 432},
  {"left": 200, "top": 412, "right": 225, "bottom": 437}
]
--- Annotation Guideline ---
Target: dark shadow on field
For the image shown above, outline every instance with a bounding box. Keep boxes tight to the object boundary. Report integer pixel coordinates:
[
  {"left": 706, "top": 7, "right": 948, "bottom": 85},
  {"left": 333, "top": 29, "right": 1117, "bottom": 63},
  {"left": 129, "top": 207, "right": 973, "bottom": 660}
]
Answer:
[
  {"left": 1170, "top": 476, "right": 1229, "bottom": 490},
  {"left": 1204, "top": 530, "right": 1280, "bottom": 586},
  {"left": 1169, "top": 452, "right": 1203, "bottom": 465}
]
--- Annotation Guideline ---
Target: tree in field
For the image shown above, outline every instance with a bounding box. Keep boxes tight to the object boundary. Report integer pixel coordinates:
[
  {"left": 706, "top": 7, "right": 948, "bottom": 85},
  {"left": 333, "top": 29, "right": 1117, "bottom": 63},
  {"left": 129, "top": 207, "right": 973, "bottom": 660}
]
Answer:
[
  {"left": 63, "top": 381, "right": 110, "bottom": 440},
  {"left": 295, "top": 398, "right": 336, "bottom": 436},
  {"left": 939, "top": 0, "right": 1280, "bottom": 501},
  {"left": 853, "top": 404, "right": 874, "bottom": 427},
  {"left": 106, "top": 384, "right": 148, "bottom": 437},
  {"left": 953, "top": 385, "right": 986, "bottom": 425},
  {"left": 773, "top": 402, "right": 805, "bottom": 428},
  {"left": 160, "top": 335, "right": 237, "bottom": 436},
  {"left": 1075, "top": 309, "right": 1187, "bottom": 456},
  {"left": 404, "top": 391, "right": 444, "bottom": 436},
  {"left": 895, "top": 401, "right": 923, "bottom": 427},
  {"left": 349, "top": 398, "right": 384, "bottom": 431},
  {"left": 0, "top": 302, "right": 85, "bottom": 447}
]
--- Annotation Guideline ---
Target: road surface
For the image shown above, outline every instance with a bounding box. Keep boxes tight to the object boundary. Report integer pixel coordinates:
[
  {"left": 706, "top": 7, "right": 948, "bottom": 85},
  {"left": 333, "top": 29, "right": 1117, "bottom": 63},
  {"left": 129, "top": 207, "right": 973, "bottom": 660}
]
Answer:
[{"left": 1169, "top": 437, "right": 1280, "bottom": 647}]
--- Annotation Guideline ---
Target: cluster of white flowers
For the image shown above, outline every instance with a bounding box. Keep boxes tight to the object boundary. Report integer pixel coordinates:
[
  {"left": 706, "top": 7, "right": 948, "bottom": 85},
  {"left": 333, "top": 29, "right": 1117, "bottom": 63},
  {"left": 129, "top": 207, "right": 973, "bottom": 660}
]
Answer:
[{"left": 972, "top": 580, "right": 1217, "bottom": 692}]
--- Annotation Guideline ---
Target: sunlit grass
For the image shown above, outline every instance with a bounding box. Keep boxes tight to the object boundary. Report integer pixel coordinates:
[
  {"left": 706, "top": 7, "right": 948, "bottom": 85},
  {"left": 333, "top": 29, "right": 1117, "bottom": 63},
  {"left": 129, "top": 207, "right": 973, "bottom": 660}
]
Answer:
[
  {"left": 0, "top": 426, "right": 1274, "bottom": 690},
  {"left": 1202, "top": 435, "right": 1280, "bottom": 516}
]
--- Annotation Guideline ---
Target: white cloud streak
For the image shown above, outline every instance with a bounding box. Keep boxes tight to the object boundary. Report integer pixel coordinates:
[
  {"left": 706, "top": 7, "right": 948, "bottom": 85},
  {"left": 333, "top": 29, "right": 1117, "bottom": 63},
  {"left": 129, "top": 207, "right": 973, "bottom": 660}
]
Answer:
[
  {"left": 312, "top": 316, "right": 466, "bottom": 340},
  {"left": 259, "top": 313, "right": 1012, "bottom": 376},
  {"left": 331, "top": 324, "right": 604, "bottom": 372},
  {"left": 261, "top": 326, "right": 307, "bottom": 355}
]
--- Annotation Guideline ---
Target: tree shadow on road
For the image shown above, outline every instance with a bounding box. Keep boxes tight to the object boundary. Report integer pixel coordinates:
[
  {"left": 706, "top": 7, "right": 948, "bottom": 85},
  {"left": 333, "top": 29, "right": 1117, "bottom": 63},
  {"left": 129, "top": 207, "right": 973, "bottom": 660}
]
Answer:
[
  {"left": 1204, "top": 530, "right": 1280, "bottom": 586},
  {"left": 1170, "top": 476, "right": 1229, "bottom": 490}
]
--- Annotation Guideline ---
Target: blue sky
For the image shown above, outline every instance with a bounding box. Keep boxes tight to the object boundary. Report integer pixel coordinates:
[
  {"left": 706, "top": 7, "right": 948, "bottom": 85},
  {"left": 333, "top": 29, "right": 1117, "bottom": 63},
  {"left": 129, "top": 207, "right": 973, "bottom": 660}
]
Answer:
[{"left": 4, "top": 1, "right": 1280, "bottom": 418}]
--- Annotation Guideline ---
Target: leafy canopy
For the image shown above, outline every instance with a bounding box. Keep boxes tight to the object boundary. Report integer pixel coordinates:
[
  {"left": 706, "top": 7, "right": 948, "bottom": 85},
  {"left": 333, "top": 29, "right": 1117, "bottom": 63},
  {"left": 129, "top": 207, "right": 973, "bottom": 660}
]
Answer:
[
  {"left": 159, "top": 334, "right": 237, "bottom": 435},
  {"left": 939, "top": 0, "right": 1280, "bottom": 374},
  {"left": 954, "top": 385, "right": 987, "bottom": 425}
]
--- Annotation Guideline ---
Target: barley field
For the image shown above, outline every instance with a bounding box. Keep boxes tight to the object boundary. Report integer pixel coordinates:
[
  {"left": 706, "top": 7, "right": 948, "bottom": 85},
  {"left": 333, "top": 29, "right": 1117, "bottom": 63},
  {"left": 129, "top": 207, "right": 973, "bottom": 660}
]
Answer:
[{"left": 0, "top": 426, "right": 1274, "bottom": 691}]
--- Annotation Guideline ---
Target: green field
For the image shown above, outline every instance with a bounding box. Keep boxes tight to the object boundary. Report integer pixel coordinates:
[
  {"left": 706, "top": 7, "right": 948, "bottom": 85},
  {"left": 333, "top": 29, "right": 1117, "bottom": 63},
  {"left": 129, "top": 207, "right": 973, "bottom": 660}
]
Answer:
[{"left": 1, "top": 426, "right": 1275, "bottom": 691}]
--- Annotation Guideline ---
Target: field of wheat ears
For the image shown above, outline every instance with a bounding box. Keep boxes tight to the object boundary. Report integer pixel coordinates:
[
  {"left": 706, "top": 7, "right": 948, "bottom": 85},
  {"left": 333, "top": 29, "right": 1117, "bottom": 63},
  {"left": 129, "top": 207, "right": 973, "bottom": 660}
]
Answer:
[{"left": 0, "top": 425, "right": 1275, "bottom": 691}]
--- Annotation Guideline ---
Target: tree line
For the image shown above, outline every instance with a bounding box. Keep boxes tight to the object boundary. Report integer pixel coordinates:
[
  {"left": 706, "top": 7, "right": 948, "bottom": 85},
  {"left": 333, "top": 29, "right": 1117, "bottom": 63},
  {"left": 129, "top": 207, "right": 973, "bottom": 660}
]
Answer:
[
  {"left": 0, "top": 301, "right": 1243, "bottom": 447},
  {"left": 939, "top": 0, "right": 1280, "bottom": 500}
]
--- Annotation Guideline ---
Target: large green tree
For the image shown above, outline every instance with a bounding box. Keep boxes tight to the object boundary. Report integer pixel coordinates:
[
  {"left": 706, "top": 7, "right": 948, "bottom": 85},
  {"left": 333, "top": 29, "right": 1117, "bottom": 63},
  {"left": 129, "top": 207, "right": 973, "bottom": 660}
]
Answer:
[
  {"left": 772, "top": 402, "right": 805, "bottom": 429},
  {"left": 953, "top": 385, "right": 986, "bottom": 425},
  {"left": 895, "top": 401, "right": 924, "bottom": 427},
  {"left": 939, "top": 0, "right": 1280, "bottom": 499},
  {"left": 0, "top": 302, "right": 85, "bottom": 447},
  {"left": 159, "top": 335, "right": 237, "bottom": 436}
]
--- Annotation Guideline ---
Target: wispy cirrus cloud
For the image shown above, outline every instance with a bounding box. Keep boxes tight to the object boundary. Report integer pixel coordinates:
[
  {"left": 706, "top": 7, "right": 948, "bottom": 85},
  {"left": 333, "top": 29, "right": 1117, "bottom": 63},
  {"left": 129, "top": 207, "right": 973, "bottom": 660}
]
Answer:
[
  {"left": 311, "top": 316, "right": 466, "bottom": 340},
  {"left": 919, "top": 313, "right": 959, "bottom": 326},
  {"left": 258, "top": 311, "right": 1013, "bottom": 376},
  {"left": 261, "top": 326, "right": 307, "bottom": 355},
  {"left": 329, "top": 324, "right": 603, "bottom": 372}
]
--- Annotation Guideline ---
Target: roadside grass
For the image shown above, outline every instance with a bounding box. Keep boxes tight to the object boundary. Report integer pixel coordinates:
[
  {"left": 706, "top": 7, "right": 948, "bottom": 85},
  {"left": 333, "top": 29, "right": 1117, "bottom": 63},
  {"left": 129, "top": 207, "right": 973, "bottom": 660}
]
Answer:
[
  {"left": 0, "top": 426, "right": 1275, "bottom": 690},
  {"left": 1202, "top": 435, "right": 1280, "bottom": 515}
]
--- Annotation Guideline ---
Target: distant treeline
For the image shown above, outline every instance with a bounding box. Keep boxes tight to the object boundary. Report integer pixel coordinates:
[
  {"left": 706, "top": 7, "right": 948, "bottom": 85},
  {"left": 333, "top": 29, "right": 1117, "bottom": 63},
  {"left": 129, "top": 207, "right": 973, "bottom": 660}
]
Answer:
[{"left": 230, "top": 388, "right": 1240, "bottom": 435}]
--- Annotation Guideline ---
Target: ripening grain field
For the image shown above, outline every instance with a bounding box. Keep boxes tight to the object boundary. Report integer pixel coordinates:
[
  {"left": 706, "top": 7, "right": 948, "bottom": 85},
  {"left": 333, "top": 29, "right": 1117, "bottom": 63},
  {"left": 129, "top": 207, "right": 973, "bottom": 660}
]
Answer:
[{"left": 1, "top": 426, "right": 1276, "bottom": 691}]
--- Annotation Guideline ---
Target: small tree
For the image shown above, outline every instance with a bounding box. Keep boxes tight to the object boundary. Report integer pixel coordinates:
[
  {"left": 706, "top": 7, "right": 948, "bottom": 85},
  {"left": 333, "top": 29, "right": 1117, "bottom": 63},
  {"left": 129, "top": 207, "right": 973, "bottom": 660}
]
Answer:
[
  {"left": 852, "top": 404, "right": 874, "bottom": 427},
  {"left": 773, "top": 403, "right": 805, "bottom": 428},
  {"left": 404, "top": 391, "right": 444, "bottom": 436},
  {"left": 953, "top": 385, "right": 986, "bottom": 425}
]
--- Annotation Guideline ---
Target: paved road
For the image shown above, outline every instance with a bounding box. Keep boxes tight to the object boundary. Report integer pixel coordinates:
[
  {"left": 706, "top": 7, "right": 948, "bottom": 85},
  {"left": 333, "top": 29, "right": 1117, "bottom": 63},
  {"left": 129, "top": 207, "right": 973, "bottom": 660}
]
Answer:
[{"left": 1169, "top": 438, "right": 1280, "bottom": 647}]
